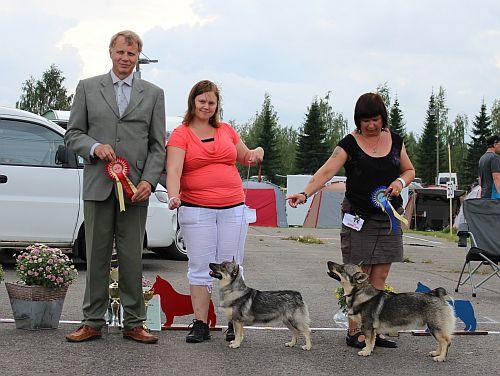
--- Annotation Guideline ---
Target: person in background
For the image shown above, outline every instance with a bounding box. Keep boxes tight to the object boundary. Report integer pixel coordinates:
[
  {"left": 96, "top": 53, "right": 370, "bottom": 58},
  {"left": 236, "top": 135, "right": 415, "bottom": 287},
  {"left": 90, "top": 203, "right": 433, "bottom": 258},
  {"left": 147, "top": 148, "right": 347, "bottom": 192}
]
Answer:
[
  {"left": 288, "top": 92, "right": 415, "bottom": 349},
  {"left": 478, "top": 134, "right": 500, "bottom": 199},
  {"left": 166, "top": 80, "right": 264, "bottom": 343},
  {"left": 65, "top": 30, "right": 166, "bottom": 344}
]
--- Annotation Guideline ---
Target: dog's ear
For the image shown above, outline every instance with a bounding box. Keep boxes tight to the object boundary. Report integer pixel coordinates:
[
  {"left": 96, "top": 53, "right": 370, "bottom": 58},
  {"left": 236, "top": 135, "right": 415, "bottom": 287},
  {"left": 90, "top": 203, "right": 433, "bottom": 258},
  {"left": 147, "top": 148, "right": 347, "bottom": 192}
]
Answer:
[
  {"left": 231, "top": 264, "right": 239, "bottom": 278},
  {"left": 353, "top": 272, "right": 369, "bottom": 284}
]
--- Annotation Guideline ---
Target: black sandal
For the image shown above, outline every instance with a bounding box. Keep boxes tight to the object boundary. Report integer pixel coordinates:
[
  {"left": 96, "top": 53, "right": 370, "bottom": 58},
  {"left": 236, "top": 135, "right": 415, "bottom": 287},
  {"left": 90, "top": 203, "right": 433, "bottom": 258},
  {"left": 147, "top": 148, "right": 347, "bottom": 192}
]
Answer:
[
  {"left": 345, "top": 331, "right": 365, "bottom": 349},
  {"left": 346, "top": 332, "right": 397, "bottom": 349}
]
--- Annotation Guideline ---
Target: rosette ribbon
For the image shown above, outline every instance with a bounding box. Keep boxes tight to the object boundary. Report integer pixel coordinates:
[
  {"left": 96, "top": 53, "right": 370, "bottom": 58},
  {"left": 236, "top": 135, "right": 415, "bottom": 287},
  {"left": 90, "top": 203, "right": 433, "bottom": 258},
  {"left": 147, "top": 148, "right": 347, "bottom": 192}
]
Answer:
[
  {"left": 370, "top": 186, "right": 409, "bottom": 233},
  {"left": 105, "top": 157, "right": 137, "bottom": 212}
]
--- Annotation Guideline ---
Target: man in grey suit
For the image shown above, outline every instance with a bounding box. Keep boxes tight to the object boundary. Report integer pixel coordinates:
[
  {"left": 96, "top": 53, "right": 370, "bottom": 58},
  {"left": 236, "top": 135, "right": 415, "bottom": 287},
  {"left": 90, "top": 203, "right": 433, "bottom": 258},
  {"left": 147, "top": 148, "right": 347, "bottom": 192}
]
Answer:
[{"left": 65, "top": 30, "right": 165, "bottom": 343}]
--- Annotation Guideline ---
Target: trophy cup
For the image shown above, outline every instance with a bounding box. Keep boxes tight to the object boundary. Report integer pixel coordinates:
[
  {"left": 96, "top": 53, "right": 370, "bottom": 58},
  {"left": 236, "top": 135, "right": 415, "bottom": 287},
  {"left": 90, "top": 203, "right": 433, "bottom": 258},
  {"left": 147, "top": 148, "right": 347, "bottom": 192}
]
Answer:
[
  {"left": 143, "top": 288, "right": 155, "bottom": 312},
  {"left": 108, "top": 267, "right": 122, "bottom": 329}
]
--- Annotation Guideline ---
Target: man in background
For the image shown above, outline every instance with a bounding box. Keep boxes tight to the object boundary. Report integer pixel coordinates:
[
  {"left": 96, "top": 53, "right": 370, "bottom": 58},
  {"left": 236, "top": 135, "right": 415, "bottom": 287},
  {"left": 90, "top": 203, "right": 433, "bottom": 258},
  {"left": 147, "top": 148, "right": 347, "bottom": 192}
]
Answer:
[{"left": 478, "top": 134, "right": 500, "bottom": 199}]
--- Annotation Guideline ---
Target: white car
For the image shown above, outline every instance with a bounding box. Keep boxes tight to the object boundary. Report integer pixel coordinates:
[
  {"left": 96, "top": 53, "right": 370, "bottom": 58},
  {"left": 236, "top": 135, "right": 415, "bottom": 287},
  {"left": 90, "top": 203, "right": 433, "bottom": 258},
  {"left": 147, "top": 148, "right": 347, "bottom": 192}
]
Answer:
[{"left": 0, "top": 106, "right": 187, "bottom": 261}]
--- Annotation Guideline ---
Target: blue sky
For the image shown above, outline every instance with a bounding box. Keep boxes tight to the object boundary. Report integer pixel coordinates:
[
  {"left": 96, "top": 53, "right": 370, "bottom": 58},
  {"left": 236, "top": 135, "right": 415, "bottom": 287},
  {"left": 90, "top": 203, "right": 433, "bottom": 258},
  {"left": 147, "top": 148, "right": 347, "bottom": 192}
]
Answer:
[{"left": 1, "top": 0, "right": 499, "bottom": 133}]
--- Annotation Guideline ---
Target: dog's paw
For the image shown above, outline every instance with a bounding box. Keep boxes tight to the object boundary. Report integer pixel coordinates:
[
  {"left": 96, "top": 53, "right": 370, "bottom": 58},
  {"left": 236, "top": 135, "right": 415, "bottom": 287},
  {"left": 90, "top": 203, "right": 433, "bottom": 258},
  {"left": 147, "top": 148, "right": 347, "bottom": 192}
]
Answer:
[
  {"left": 433, "top": 355, "right": 446, "bottom": 362},
  {"left": 301, "top": 343, "right": 312, "bottom": 351},
  {"left": 285, "top": 341, "right": 296, "bottom": 348},
  {"left": 429, "top": 351, "right": 440, "bottom": 357},
  {"left": 229, "top": 341, "right": 240, "bottom": 349},
  {"left": 358, "top": 348, "right": 372, "bottom": 357}
]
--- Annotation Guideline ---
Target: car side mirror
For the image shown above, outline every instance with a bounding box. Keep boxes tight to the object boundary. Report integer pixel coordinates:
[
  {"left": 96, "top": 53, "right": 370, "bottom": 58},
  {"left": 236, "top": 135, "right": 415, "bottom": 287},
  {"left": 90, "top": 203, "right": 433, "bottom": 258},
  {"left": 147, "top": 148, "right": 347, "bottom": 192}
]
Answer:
[{"left": 56, "top": 145, "right": 69, "bottom": 165}]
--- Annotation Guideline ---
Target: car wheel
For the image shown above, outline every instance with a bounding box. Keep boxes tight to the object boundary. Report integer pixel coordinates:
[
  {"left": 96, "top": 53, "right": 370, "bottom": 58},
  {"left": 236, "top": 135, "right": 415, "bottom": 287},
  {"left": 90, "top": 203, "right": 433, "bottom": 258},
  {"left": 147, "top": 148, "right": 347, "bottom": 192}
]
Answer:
[{"left": 152, "top": 227, "right": 188, "bottom": 261}]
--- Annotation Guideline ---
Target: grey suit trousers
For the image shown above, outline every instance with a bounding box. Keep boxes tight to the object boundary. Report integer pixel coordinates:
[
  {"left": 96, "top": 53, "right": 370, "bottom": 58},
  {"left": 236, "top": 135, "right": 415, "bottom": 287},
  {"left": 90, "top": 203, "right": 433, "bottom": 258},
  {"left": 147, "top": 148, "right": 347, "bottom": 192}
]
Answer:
[{"left": 82, "top": 194, "right": 147, "bottom": 330}]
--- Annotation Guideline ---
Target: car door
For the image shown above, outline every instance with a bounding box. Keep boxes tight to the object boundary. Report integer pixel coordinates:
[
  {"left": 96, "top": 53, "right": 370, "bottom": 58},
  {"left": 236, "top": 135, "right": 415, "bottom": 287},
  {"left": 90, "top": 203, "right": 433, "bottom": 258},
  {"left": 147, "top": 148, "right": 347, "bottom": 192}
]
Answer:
[{"left": 0, "top": 117, "right": 80, "bottom": 245}]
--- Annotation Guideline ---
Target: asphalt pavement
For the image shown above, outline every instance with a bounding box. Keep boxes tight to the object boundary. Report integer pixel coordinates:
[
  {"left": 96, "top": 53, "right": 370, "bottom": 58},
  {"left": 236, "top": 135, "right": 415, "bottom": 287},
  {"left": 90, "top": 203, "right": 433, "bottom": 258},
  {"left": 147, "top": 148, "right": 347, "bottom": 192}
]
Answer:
[{"left": 0, "top": 227, "right": 499, "bottom": 376}]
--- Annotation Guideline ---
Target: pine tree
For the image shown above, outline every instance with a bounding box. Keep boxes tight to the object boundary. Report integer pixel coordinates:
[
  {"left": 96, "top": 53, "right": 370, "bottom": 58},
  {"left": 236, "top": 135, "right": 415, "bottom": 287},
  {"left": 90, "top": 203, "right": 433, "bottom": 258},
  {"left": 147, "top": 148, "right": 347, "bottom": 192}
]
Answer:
[
  {"left": 491, "top": 99, "right": 500, "bottom": 136},
  {"left": 405, "top": 131, "right": 419, "bottom": 163},
  {"left": 16, "top": 64, "right": 73, "bottom": 114},
  {"left": 463, "top": 103, "right": 492, "bottom": 187},
  {"left": 416, "top": 94, "right": 444, "bottom": 185},
  {"left": 254, "top": 93, "right": 279, "bottom": 184},
  {"left": 376, "top": 82, "right": 391, "bottom": 112},
  {"left": 295, "top": 98, "right": 330, "bottom": 174},
  {"left": 446, "top": 114, "right": 468, "bottom": 188},
  {"left": 275, "top": 126, "right": 298, "bottom": 179},
  {"left": 389, "top": 96, "right": 406, "bottom": 139},
  {"left": 319, "top": 92, "right": 348, "bottom": 153}
]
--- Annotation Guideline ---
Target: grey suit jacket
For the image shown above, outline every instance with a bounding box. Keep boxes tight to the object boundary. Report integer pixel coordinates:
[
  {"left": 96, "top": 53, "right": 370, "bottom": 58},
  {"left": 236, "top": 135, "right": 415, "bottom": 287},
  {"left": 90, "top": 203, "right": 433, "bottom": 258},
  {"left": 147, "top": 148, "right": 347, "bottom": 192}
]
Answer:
[{"left": 64, "top": 73, "right": 166, "bottom": 204}]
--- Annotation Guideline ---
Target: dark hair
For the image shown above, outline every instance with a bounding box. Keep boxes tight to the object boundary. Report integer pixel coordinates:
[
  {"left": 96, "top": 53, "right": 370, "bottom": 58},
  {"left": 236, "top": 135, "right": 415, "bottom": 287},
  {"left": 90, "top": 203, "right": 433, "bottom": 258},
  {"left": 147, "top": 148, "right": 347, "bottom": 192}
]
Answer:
[
  {"left": 183, "top": 80, "right": 221, "bottom": 127},
  {"left": 486, "top": 134, "right": 499, "bottom": 147},
  {"left": 354, "top": 93, "right": 388, "bottom": 133}
]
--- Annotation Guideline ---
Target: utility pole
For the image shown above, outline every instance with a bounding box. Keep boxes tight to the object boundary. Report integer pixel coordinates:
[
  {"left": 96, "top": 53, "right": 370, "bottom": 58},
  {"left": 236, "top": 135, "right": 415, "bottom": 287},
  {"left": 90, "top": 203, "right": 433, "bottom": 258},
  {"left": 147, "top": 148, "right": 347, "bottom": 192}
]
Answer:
[
  {"left": 134, "top": 54, "right": 158, "bottom": 79},
  {"left": 431, "top": 103, "right": 440, "bottom": 184}
]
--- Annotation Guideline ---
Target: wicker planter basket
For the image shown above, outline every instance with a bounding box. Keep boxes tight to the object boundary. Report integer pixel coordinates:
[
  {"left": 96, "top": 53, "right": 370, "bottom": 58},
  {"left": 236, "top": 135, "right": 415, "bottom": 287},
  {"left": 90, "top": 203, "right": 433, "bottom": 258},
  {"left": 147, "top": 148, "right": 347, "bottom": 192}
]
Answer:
[{"left": 5, "top": 282, "right": 68, "bottom": 330}]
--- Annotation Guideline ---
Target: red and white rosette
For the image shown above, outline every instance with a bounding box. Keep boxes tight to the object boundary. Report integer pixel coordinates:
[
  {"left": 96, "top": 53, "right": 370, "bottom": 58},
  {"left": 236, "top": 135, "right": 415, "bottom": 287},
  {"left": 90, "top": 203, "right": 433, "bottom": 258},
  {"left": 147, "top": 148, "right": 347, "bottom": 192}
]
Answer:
[{"left": 105, "top": 157, "right": 137, "bottom": 212}]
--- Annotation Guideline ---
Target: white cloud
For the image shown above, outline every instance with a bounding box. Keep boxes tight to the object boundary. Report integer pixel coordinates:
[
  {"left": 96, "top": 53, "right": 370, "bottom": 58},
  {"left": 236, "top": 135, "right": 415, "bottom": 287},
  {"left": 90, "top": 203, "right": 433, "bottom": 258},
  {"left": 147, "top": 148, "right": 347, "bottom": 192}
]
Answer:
[{"left": 1, "top": 0, "right": 499, "bottom": 136}]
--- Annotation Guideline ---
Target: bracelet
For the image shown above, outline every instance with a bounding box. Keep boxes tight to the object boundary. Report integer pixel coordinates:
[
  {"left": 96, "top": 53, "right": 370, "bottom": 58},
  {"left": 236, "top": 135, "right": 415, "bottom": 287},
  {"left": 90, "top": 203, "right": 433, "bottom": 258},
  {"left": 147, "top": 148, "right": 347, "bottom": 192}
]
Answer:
[
  {"left": 298, "top": 191, "right": 309, "bottom": 202},
  {"left": 396, "top": 177, "right": 406, "bottom": 189}
]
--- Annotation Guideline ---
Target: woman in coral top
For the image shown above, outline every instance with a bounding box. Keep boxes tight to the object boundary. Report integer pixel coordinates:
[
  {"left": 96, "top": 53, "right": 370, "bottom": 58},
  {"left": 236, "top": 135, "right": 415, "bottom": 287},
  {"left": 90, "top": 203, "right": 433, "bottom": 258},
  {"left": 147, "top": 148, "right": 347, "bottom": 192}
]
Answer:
[{"left": 166, "top": 80, "right": 264, "bottom": 344}]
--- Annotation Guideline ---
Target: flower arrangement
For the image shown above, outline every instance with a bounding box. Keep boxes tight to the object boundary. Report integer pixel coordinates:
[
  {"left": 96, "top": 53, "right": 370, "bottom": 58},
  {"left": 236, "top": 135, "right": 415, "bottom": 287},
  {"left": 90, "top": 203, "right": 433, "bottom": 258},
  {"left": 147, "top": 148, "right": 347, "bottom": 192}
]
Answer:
[
  {"left": 335, "top": 284, "right": 396, "bottom": 314},
  {"left": 142, "top": 276, "right": 153, "bottom": 289},
  {"left": 0, "top": 264, "right": 4, "bottom": 282},
  {"left": 15, "top": 243, "right": 78, "bottom": 288}
]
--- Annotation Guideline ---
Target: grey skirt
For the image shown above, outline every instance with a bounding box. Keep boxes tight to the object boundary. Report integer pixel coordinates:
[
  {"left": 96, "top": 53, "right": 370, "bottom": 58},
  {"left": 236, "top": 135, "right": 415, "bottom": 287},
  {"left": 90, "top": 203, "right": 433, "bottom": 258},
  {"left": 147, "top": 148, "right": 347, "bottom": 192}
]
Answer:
[{"left": 340, "top": 199, "right": 403, "bottom": 265}]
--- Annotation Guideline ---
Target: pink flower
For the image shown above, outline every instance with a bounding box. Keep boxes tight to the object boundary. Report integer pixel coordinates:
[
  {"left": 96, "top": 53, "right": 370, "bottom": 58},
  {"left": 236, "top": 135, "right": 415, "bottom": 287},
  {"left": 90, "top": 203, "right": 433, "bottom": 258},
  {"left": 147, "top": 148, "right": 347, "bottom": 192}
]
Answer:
[
  {"left": 48, "top": 259, "right": 54, "bottom": 264},
  {"left": 56, "top": 277, "right": 64, "bottom": 283},
  {"left": 46, "top": 266, "right": 51, "bottom": 272},
  {"left": 20, "top": 265, "right": 25, "bottom": 270},
  {"left": 34, "top": 272, "right": 38, "bottom": 277},
  {"left": 28, "top": 270, "right": 34, "bottom": 275}
]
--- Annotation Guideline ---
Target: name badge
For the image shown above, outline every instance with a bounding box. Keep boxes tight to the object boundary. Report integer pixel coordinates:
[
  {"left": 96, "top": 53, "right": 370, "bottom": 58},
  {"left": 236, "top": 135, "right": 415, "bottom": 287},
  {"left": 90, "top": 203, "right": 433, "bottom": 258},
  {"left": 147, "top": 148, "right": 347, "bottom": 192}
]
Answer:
[{"left": 342, "top": 213, "right": 364, "bottom": 231}]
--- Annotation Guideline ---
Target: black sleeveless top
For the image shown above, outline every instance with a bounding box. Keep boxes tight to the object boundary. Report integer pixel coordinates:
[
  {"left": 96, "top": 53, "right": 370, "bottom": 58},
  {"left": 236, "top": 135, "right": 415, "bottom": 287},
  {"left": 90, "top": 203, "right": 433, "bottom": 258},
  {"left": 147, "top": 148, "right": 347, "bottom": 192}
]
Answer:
[{"left": 338, "top": 130, "right": 403, "bottom": 216}]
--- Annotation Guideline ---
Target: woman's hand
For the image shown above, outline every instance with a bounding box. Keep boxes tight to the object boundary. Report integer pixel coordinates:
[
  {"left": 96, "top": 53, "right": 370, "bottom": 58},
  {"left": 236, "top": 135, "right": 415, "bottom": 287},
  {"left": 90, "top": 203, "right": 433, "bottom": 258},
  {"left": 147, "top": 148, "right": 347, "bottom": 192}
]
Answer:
[
  {"left": 247, "top": 147, "right": 264, "bottom": 164},
  {"left": 386, "top": 179, "right": 404, "bottom": 197},
  {"left": 287, "top": 193, "right": 307, "bottom": 208},
  {"left": 168, "top": 196, "right": 181, "bottom": 210}
]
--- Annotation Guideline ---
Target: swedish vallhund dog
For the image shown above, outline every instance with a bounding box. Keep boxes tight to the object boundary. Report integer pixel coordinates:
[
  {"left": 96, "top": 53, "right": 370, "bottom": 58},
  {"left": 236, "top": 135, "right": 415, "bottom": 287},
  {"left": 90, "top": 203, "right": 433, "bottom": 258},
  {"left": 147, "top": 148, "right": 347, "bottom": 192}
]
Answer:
[
  {"left": 209, "top": 260, "right": 312, "bottom": 350},
  {"left": 327, "top": 262, "right": 455, "bottom": 362}
]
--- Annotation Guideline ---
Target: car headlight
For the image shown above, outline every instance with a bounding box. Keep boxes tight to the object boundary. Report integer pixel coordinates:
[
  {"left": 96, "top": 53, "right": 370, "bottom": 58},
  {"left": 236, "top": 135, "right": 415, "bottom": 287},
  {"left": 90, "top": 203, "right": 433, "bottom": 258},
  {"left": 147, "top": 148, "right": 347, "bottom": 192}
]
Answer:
[{"left": 154, "top": 190, "right": 169, "bottom": 203}]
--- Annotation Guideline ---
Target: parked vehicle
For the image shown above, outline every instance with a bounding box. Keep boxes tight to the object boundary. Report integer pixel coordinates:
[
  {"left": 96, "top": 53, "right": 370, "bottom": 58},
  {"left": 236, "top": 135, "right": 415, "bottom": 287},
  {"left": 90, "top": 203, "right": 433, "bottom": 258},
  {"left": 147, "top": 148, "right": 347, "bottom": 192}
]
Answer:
[
  {"left": 0, "top": 106, "right": 187, "bottom": 261},
  {"left": 436, "top": 172, "right": 458, "bottom": 189}
]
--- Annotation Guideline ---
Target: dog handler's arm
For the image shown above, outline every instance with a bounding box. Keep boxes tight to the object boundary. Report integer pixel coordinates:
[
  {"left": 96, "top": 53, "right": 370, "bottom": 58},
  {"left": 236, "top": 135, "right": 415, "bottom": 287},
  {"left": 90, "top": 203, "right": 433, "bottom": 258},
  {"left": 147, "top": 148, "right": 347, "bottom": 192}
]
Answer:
[
  {"left": 386, "top": 145, "right": 416, "bottom": 197},
  {"left": 166, "top": 146, "right": 185, "bottom": 210},
  {"left": 235, "top": 139, "right": 264, "bottom": 166},
  {"left": 287, "top": 146, "right": 348, "bottom": 207}
]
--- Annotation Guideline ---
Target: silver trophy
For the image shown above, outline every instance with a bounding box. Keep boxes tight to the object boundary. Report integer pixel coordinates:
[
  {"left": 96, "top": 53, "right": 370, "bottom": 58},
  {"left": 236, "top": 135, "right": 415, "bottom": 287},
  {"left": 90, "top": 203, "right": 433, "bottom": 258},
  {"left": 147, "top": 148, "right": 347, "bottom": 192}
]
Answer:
[{"left": 107, "top": 267, "right": 122, "bottom": 328}]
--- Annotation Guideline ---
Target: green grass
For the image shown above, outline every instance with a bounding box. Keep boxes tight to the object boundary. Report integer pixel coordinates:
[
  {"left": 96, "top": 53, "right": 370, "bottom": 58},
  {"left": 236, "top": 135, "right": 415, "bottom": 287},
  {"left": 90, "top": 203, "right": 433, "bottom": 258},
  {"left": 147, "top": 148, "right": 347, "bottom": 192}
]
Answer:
[
  {"left": 282, "top": 235, "right": 324, "bottom": 244},
  {"left": 405, "top": 228, "right": 458, "bottom": 243}
]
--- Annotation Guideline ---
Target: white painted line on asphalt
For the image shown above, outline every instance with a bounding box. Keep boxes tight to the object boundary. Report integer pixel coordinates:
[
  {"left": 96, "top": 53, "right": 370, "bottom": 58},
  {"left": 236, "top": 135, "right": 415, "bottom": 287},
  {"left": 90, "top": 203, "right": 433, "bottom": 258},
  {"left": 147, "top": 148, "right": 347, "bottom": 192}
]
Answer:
[
  {"left": 403, "top": 234, "right": 443, "bottom": 245},
  {"left": 2, "top": 319, "right": 500, "bottom": 334}
]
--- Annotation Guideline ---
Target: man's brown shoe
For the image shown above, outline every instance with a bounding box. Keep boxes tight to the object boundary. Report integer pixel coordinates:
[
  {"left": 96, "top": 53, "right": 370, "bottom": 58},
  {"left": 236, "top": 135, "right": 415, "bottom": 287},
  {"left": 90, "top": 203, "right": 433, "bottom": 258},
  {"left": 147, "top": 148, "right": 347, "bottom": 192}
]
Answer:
[
  {"left": 66, "top": 325, "right": 102, "bottom": 342},
  {"left": 123, "top": 326, "right": 158, "bottom": 344}
]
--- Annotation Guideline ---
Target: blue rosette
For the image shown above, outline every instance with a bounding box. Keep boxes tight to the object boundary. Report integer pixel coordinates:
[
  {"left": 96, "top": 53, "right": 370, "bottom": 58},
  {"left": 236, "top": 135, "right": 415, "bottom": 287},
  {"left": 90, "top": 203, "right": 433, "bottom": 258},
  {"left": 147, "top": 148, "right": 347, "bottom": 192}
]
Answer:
[{"left": 371, "top": 186, "right": 408, "bottom": 233}]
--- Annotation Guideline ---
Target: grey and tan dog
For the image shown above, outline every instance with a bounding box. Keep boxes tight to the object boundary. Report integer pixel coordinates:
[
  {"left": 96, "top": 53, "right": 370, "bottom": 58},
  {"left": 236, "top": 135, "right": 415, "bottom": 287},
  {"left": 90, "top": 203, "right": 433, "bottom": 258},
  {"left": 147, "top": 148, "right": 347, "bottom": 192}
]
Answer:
[
  {"left": 327, "top": 261, "right": 455, "bottom": 361},
  {"left": 209, "top": 260, "right": 312, "bottom": 350}
]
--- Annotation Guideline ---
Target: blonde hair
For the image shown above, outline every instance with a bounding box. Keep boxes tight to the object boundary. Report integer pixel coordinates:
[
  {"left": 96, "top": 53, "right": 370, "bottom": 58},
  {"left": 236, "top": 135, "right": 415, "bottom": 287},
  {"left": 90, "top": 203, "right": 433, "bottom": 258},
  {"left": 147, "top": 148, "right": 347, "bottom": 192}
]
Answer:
[{"left": 109, "top": 30, "right": 143, "bottom": 52}]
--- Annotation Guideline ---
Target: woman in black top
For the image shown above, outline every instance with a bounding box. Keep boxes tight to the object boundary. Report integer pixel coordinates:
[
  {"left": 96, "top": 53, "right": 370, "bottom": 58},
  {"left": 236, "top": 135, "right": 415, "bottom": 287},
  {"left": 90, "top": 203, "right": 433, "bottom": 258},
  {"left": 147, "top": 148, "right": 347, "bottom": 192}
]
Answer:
[{"left": 288, "top": 93, "right": 415, "bottom": 349}]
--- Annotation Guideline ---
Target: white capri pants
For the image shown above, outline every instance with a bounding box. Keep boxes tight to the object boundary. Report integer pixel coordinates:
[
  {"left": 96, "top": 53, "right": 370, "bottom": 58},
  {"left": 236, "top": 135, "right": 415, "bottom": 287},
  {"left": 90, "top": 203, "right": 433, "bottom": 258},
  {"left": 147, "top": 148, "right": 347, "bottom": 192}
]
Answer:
[{"left": 178, "top": 204, "right": 252, "bottom": 287}]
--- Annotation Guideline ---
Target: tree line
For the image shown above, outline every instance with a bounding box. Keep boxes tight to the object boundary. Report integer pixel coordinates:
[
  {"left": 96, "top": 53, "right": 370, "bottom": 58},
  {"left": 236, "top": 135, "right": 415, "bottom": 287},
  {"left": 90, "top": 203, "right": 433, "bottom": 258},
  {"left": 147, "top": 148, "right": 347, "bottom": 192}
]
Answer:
[{"left": 17, "top": 66, "right": 500, "bottom": 190}]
